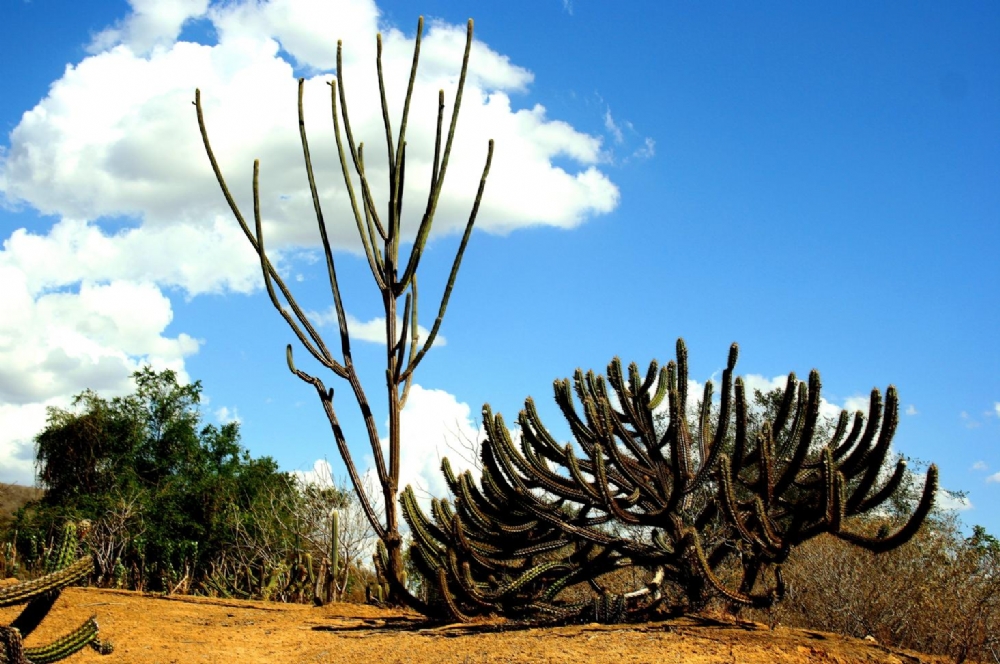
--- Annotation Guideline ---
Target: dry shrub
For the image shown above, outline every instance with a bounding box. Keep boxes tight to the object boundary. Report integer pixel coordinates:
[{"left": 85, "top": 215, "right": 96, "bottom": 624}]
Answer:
[{"left": 746, "top": 516, "right": 1000, "bottom": 663}]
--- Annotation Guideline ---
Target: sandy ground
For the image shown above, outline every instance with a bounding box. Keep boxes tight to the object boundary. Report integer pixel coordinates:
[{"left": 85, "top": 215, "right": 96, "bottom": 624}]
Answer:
[{"left": 1, "top": 587, "right": 955, "bottom": 664}]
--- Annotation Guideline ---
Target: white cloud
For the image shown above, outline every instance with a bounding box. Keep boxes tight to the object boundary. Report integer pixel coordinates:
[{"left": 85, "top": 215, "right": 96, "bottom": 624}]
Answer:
[
  {"left": 215, "top": 406, "right": 242, "bottom": 424},
  {"left": 987, "top": 472, "right": 1000, "bottom": 484},
  {"left": 89, "top": 0, "right": 210, "bottom": 56},
  {"left": 291, "top": 458, "right": 335, "bottom": 488},
  {"left": 0, "top": 229, "right": 201, "bottom": 476},
  {"left": 904, "top": 404, "right": 918, "bottom": 416},
  {"left": 936, "top": 489, "right": 973, "bottom": 512},
  {"left": 0, "top": 274, "right": 197, "bottom": 406},
  {"left": 598, "top": 104, "right": 655, "bottom": 165},
  {"left": 562, "top": 0, "right": 573, "bottom": 16},
  {"left": 1, "top": 0, "right": 618, "bottom": 250},
  {"left": 633, "top": 137, "right": 656, "bottom": 160},
  {"left": 298, "top": 384, "right": 487, "bottom": 517},
  {"left": 308, "top": 310, "right": 445, "bottom": 347},
  {"left": 843, "top": 394, "right": 871, "bottom": 416},
  {"left": 378, "top": 384, "right": 483, "bottom": 505},
  {"left": 0, "top": 401, "right": 59, "bottom": 484},
  {"left": 741, "top": 374, "right": 792, "bottom": 399},
  {"left": 0, "top": 274, "right": 198, "bottom": 484},
  {"left": 604, "top": 108, "right": 624, "bottom": 145},
  {"left": 994, "top": 402, "right": 1000, "bottom": 418},
  {"left": 0, "top": 0, "right": 625, "bottom": 483},
  {"left": 971, "top": 460, "right": 988, "bottom": 471},
  {"left": 1, "top": 218, "right": 262, "bottom": 296}
]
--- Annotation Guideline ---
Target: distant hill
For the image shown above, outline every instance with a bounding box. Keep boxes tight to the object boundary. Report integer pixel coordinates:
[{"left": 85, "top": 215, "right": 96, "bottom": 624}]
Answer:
[{"left": 0, "top": 482, "right": 43, "bottom": 524}]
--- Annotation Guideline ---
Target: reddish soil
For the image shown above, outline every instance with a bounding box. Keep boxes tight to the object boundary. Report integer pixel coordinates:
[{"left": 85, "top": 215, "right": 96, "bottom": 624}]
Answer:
[{"left": 2, "top": 587, "right": 955, "bottom": 664}]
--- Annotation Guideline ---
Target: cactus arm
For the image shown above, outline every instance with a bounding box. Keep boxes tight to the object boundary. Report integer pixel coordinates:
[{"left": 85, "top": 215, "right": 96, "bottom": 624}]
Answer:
[
  {"left": 436, "top": 568, "right": 472, "bottom": 623},
  {"left": 836, "top": 464, "right": 938, "bottom": 553},
  {"left": 844, "top": 386, "right": 900, "bottom": 514},
  {"left": 831, "top": 410, "right": 866, "bottom": 462},
  {"left": 773, "top": 371, "right": 822, "bottom": 497},
  {"left": 769, "top": 373, "right": 798, "bottom": 442},
  {"left": 23, "top": 616, "right": 107, "bottom": 664},
  {"left": 850, "top": 457, "right": 908, "bottom": 516},
  {"left": 688, "top": 344, "right": 738, "bottom": 494},
  {"left": 838, "top": 389, "right": 883, "bottom": 478},
  {"left": 732, "top": 377, "right": 749, "bottom": 472},
  {"left": 0, "top": 557, "right": 93, "bottom": 608},
  {"left": 685, "top": 530, "right": 783, "bottom": 608}
]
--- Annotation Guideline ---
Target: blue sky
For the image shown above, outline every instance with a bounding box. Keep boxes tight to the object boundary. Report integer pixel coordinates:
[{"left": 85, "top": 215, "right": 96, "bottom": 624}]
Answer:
[{"left": 1, "top": 1, "right": 997, "bottom": 534}]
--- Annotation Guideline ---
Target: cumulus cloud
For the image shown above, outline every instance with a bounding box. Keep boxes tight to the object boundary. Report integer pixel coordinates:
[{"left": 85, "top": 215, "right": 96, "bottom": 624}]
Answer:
[
  {"left": 344, "top": 387, "right": 490, "bottom": 507},
  {"left": 936, "top": 489, "right": 973, "bottom": 512},
  {"left": 971, "top": 460, "right": 988, "bottom": 471},
  {"left": 1, "top": 218, "right": 262, "bottom": 296},
  {"left": 291, "top": 458, "right": 336, "bottom": 488},
  {"left": 994, "top": 402, "right": 1000, "bottom": 418},
  {"left": 297, "top": 383, "right": 486, "bottom": 515},
  {"left": 904, "top": 404, "right": 918, "bottom": 416},
  {"left": 381, "top": 384, "right": 483, "bottom": 502},
  {"left": 215, "top": 406, "right": 242, "bottom": 424},
  {"left": 309, "top": 310, "right": 444, "bottom": 347},
  {"left": 0, "top": 216, "right": 207, "bottom": 479},
  {"left": 0, "top": 401, "right": 57, "bottom": 484},
  {"left": 604, "top": 109, "right": 624, "bottom": 145},
  {"left": 0, "top": 0, "right": 625, "bottom": 483},
  {"left": 89, "top": 0, "right": 210, "bottom": 55},
  {"left": 0, "top": 272, "right": 198, "bottom": 482},
  {"left": 987, "top": 472, "right": 1000, "bottom": 484},
  {"left": 2, "top": 0, "right": 618, "bottom": 247},
  {"left": 0, "top": 274, "right": 197, "bottom": 405}
]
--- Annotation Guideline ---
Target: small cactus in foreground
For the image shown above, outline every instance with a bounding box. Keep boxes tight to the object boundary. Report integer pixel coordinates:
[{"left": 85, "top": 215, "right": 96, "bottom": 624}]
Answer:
[{"left": 0, "top": 522, "right": 112, "bottom": 663}]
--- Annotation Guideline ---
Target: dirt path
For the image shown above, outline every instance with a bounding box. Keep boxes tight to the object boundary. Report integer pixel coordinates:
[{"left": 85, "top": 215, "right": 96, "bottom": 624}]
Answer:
[{"left": 2, "top": 587, "right": 953, "bottom": 664}]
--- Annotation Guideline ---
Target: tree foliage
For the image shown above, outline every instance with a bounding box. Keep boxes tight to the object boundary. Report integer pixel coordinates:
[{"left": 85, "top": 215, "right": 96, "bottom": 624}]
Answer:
[{"left": 18, "top": 368, "right": 299, "bottom": 596}]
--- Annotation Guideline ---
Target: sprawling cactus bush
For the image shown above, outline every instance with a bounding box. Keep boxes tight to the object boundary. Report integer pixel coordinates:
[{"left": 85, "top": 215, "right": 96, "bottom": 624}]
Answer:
[
  {"left": 402, "top": 340, "right": 938, "bottom": 622},
  {"left": 0, "top": 522, "right": 112, "bottom": 663}
]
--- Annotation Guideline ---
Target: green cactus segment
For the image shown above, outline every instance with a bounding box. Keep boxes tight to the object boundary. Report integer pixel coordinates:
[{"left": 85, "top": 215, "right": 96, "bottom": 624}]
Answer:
[
  {"left": 0, "top": 626, "right": 27, "bottom": 664},
  {"left": 0, "top": 521, "right": 112, "bottom": 663},
  {"left": 44, "top": 522, "right": 80, "bottom": 575},
  {"left": 22, "top": 616, "right": 104, "bottom": 664},
  {"left": 404, "top": 340, "right": 938, "bottom": 621},
  {"left": 0, "top": 557, "right": 93, "bottom": 609}
]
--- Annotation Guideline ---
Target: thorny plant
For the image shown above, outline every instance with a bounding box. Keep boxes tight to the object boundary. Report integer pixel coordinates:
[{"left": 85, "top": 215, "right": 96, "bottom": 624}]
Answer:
[{"left": 196, "top": 16, "right": 492, "bottom": 612}]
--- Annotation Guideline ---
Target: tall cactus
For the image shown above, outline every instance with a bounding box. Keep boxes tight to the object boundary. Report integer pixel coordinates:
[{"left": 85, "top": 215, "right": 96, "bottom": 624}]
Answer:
[
  {"left": 401, "top": 340, "right": 937, "bottom": 622},
  {"left": 196, "top": 15, "right": 492, "bottom": 613},
  {"left": 0, "top": 522, "right": 113, "bottom": 663},
  {"left": 330, "top": 510, "right": 340, "bottom": 599}
]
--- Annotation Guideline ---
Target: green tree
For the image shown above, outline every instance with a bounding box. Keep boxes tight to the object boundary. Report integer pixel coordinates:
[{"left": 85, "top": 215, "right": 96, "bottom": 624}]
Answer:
[{"left": 20, "top": 368, "right": 298, "bottom": 596}]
